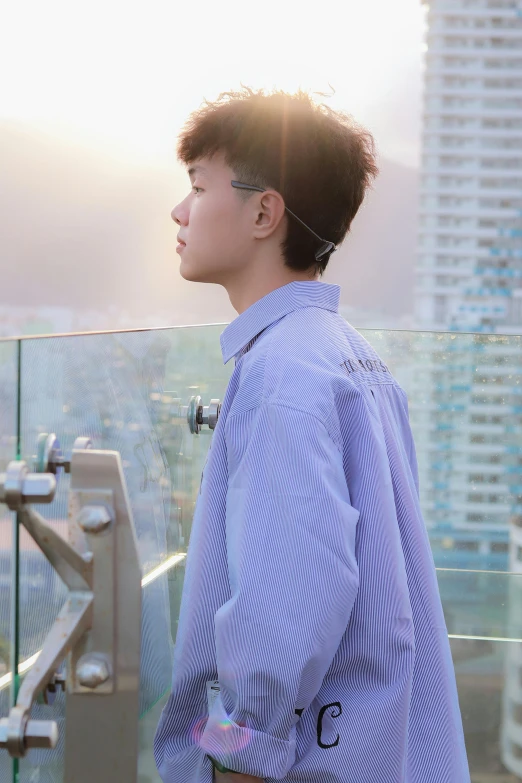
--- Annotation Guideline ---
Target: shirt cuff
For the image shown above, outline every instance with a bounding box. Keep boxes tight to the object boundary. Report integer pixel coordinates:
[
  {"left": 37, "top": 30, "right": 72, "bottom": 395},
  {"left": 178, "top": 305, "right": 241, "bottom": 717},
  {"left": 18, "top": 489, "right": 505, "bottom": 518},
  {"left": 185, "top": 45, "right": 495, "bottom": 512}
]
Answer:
[{"left": 199, "top": 691, "right": 296, "bottom": 779}]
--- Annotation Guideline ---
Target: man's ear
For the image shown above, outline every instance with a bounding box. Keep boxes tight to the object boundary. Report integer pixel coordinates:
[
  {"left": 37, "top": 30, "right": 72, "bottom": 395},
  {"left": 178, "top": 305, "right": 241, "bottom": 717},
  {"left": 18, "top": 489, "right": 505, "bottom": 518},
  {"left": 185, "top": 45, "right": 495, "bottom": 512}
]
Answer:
[{"left": 251, "top": 190, "right": 287, "bottom": 240}]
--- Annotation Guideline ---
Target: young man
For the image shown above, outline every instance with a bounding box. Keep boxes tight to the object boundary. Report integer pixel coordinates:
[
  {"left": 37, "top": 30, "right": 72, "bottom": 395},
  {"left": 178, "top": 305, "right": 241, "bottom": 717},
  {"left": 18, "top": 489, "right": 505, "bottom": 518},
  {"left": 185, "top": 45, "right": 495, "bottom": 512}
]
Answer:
[{"left": 154, "top": 88, "right": 470, "bottom": 783}]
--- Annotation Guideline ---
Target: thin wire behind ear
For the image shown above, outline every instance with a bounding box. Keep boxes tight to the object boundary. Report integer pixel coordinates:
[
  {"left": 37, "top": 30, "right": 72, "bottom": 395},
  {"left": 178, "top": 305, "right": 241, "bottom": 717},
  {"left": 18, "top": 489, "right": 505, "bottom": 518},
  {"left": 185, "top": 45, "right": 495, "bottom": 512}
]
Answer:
[{"left": 231, "top": 180, "right": 337, "bottom": 262}]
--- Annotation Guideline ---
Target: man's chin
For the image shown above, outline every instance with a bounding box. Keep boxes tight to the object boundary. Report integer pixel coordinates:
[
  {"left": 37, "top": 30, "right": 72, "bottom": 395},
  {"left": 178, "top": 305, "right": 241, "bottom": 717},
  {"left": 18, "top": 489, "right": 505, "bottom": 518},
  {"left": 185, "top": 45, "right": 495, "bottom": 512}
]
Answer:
[
  {"left": 179, "top": 255, "right": 194, "bottom": 281},
  {"left": 179, "top": 256, "right": 212, "bottom": 283}
]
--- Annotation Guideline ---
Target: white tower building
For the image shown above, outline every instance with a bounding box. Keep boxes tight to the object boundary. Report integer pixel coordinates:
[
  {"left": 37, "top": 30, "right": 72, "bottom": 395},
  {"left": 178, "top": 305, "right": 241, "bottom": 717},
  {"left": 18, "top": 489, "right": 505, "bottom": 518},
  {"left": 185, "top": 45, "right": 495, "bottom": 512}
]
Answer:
[
  {"left": 414, "top": 1, "right": 522, "bottom": 775},
  {"left": 416, "top": 0, "right": 522, "bottom": 334}
]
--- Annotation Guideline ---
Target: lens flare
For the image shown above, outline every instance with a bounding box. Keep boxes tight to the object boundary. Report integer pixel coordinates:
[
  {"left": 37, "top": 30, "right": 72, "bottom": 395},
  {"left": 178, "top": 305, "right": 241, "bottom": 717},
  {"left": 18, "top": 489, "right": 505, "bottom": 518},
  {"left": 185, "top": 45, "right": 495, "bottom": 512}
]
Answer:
[{"left": 191, "top": 712, "right": 253, "bottom": 760}]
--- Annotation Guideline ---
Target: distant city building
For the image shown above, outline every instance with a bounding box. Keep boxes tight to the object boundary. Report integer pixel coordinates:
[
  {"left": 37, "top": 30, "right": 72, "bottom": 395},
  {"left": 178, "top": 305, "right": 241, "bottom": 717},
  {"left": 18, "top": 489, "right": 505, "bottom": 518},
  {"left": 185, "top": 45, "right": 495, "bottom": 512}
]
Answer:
[
  {"left": 414, "top": 0, "right": 522, "bottom": 564},
  {"left": 416, "top": 0, "right": 522, "bottom": 334},
  {"left": 415, "top": 0, "right": 522, "bottom": 775}
]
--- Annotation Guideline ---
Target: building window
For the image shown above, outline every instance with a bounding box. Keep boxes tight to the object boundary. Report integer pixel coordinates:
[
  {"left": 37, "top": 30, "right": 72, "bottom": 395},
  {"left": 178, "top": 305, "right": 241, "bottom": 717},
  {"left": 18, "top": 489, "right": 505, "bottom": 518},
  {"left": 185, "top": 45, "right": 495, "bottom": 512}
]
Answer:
[
  {"left": 434, "top": 295, "right": 446, "bottom": 323},
  {"left": 455, "top": 541, "right": 479, "bottom": 552}
]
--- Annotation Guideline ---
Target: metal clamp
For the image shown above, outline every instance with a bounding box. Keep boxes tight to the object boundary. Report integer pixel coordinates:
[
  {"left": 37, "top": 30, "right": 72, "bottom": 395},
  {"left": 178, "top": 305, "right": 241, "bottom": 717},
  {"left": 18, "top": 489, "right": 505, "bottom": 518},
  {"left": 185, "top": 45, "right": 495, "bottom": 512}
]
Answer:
[
  {"left": 0, "top": 459, "right": 79, "bottom": 757},
  {"left": 34, "top": 434, "right": 92, "bottom": 475},
  {"left": 149, "top": 393, "right": 221, "bottom": 435},
  {"left": 0, "top": 443, "right": 141, "bottom": 783},
  {"left": 185, "top": 396, "right": 221, "bottom": 434}
]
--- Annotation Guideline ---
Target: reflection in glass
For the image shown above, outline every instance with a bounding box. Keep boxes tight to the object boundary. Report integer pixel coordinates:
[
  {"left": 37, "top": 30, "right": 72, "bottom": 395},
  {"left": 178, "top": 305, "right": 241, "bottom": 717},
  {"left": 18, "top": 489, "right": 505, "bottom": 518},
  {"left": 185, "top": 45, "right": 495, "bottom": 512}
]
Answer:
[{"left": 15, "top": 326, "right": 231, "bottom": 781}]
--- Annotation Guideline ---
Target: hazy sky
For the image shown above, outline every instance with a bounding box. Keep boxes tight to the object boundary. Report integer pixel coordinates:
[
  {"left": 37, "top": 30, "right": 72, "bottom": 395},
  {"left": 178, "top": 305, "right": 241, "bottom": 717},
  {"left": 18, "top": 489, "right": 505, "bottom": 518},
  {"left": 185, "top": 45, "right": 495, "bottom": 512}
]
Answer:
[{"left": 2, "top": 0, "right": 426, "bottom": 168}]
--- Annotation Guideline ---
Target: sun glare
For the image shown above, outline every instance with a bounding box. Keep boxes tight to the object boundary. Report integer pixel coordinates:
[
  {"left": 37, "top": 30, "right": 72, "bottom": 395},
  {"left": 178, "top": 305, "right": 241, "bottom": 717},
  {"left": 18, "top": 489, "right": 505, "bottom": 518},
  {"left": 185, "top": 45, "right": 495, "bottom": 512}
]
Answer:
[{"left": 1, "top": 0, "right": 424, "bottom": 164}]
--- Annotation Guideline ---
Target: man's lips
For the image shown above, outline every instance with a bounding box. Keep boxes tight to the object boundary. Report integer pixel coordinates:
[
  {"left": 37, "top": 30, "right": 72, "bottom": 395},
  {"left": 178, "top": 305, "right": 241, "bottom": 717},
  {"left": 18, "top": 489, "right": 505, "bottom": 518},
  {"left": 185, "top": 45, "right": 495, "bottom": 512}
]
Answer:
[{"left": 176, "top": 236, "right": 186, "bottom": 252}]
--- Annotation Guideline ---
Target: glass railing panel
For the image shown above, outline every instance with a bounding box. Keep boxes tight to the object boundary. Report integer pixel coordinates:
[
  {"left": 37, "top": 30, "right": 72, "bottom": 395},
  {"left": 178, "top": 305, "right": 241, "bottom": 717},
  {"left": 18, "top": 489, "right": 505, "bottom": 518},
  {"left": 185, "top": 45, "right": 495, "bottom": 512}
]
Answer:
[
  {"left": 0, "top": 323, "right": 520, "bottom": 780},
  {"left": 362, "top": 329, "right": 522, "bottom": 569},
  {"left": 437, "top": 568, "right": 522, "bottom": 641},
  {"left": 14, "top": 326, "right": 232, "bottom": 782},
  {"left": 361, "top": 327, "right": 522, "bottom": 779},
  {"left": 451, "top": 638, "right": 522, "bottom": 780},
  {"left": 0, "top": 339, "right": 18, "bottom": 783}
]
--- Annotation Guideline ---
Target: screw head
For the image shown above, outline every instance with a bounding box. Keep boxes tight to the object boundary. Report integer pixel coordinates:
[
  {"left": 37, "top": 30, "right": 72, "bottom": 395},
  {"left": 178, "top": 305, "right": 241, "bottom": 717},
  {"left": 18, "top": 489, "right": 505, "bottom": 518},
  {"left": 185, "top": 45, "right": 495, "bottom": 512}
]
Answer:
[
  {"left": 77, "top": 505, "right": 112, "bottom": 534},
  {"left": 76, "top": 654, "right": 111, "bottom": 689}
]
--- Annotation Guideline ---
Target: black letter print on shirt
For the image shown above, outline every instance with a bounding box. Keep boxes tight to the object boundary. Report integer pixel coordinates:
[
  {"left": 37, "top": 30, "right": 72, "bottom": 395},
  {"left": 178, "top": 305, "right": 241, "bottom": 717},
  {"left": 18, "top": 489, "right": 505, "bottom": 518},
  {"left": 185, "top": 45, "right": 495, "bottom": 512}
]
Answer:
[{"left": 317, "top": 702, "right": 342, "bottom": 749}]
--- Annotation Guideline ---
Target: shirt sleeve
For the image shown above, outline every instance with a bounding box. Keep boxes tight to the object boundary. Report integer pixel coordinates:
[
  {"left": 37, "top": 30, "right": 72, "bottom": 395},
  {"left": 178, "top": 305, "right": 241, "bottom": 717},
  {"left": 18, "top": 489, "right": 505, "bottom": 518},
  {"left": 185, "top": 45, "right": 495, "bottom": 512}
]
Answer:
[{"left": 199, "top": 402, "right": 360, "bottom": 780}]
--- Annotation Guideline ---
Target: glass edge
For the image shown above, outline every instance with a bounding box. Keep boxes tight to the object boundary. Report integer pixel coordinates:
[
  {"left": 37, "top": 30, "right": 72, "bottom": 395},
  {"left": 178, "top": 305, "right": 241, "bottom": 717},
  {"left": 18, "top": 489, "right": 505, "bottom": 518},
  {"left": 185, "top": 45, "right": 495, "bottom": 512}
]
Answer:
[
  {"left": 0, "top": 322, "right": 521, "bottom": 343},
  {"left": 9, "top": 340, "right": 21, "bottom": 783},
  {"left": 0, "top": 321, "right": 231, "bottom": 344}
]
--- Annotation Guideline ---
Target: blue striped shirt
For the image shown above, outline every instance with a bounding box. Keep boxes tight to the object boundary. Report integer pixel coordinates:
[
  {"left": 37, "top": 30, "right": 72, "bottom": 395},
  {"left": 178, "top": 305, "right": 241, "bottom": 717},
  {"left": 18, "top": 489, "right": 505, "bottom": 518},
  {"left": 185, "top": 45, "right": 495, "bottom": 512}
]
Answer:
[{"left": 154, "top": 280, "right": 470, "bottom": 782}]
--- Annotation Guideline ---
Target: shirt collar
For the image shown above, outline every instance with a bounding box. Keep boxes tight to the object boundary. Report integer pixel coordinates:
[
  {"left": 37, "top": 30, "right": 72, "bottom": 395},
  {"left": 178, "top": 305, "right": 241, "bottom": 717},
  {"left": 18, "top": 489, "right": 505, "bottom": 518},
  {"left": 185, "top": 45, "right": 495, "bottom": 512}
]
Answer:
[{"left": 220, "top": 280, "right": 341, "bottom": 365}]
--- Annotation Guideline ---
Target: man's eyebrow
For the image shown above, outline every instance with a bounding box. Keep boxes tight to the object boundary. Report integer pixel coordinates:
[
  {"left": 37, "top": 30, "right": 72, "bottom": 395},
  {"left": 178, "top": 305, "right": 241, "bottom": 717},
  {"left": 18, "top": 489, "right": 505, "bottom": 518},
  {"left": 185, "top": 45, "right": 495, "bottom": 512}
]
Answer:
[{"left": 188, "top": 165, "right": 206, "bottom": 180}]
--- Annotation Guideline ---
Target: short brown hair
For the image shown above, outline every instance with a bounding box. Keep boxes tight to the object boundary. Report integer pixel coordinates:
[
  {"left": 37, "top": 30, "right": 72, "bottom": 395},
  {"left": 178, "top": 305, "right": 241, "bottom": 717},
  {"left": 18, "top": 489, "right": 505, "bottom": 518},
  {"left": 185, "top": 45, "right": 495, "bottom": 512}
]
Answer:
[{"left": 177, "top": 87, "right": 379, "bottom": 276}]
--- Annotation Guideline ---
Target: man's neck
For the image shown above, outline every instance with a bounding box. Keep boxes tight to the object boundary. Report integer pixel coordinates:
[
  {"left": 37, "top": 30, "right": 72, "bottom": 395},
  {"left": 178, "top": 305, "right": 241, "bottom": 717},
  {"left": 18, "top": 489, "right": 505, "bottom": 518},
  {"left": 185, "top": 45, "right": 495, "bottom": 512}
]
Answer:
[{"left": 225, "top": 268, "right": 319, "bottom": 315}]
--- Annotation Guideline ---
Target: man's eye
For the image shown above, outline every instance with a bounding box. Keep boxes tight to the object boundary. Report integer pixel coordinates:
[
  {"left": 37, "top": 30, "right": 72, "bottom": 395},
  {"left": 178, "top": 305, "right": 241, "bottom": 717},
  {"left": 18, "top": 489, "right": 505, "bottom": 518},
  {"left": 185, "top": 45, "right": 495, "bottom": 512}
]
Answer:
[{"left": 192, "top": 186, "right": 203, "bottom": 194}]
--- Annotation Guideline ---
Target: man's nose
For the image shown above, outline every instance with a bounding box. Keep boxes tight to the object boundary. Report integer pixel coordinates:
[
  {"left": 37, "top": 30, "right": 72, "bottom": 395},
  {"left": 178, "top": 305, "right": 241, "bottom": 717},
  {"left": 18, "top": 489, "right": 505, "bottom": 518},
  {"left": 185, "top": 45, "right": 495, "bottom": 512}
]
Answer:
[{"left": 171, "top": 198, "right": 189, "bottom": 226}]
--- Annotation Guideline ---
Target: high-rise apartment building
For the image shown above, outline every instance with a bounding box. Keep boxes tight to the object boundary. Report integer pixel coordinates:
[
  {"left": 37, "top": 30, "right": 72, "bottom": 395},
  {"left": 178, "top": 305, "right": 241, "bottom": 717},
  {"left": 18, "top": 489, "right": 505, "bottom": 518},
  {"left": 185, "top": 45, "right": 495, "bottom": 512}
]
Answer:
[
  {"left": 414, "top": 1, "right": 522, "bottom": 776},
  {"left": 416, "top": 0, "right": 522, "bottom": 334},
  {"left": 414, "top": 0, "right": 522, "bottom": 571}
]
